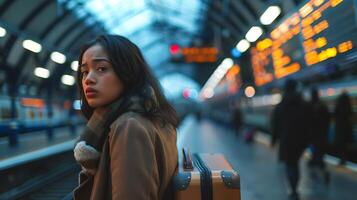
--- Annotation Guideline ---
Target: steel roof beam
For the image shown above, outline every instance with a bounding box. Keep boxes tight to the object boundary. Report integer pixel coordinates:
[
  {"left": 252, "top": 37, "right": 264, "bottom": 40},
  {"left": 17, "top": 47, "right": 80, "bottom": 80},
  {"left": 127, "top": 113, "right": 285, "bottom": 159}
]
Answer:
[
  {"left": 13, "top": 0, "right": 55, "bottom": 87},
  {"left": 242, "top": 0, "right": 265, "bottom": 16},
  {"left": 230, "top": 0, "right": 256, "bottom": 24},
  {"left": 208, "top": 8, "right": 241, "bottom": 39}
]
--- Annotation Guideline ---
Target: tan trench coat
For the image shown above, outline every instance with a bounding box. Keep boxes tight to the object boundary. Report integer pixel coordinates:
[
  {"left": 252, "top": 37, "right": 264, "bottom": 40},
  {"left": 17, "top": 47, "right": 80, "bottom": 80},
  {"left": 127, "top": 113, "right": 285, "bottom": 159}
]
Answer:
[{"left": 73, "top": 112, "right": 178, "bottom": 200}]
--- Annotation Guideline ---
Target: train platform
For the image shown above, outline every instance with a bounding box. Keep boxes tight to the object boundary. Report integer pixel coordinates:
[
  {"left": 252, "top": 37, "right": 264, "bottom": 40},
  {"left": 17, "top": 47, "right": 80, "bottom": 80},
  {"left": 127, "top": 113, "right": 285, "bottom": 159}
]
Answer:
[
  {"left": 0, "top": 126, "right": 82, "bottom": 161},
  {"left": 177, "top": 115, "right": 357, "bottom": 200}
]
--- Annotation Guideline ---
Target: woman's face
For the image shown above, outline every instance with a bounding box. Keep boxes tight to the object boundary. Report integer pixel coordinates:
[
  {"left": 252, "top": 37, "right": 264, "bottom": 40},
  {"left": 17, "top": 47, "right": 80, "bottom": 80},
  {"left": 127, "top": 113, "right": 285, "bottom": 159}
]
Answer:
[{"left": 80, "top": 44, "right": 124, "bottom": 108}]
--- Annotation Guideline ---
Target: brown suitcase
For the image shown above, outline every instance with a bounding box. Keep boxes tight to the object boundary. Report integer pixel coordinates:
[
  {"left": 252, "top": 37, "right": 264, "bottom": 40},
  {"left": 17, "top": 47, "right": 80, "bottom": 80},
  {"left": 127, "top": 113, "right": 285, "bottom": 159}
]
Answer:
[{"left": 173, "top": 149, "right": 241, "bottom": 200}]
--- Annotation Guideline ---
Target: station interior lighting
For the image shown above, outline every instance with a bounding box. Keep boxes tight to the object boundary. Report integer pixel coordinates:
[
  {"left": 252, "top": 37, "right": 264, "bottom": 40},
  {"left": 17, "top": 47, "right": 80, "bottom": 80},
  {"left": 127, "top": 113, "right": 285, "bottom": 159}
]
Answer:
[
  {"left": 73, "top": 100, "right": 81, "bottom": 110},
  {"left": 169, "top": 44, "right": 180, "bottom": 55},
  {"left": 0, "top": 26, "right": 6, "bottom": 37},
  {"left": 51, "top": 51, "right": 66, "bottom": 64},
  {"left": 202, "top": 88, "right": 214, "bottom": 99},
  {"left": 251, "top": 93, "right": 282, "bottom": 107},
  {"left": 34, "top": 67, "right": 50, "bottom": 78},
  {"left": 182, "top": 88, "right": 198, "bottom": 99},
  {"left": 244, "top": 86, "right": 256, "bottom": 98},
  {"left": 182, "top": 88, "right": 191, "bottom": 99},
  {"left": 189, "top": 89, "right": 198, "bottom": 99},
  {"left": 231, "top": 48, "right": 241, "bottom": 58},
  {"left": 22, "top": 39, "right": 42, "bottom": 53},
  {"left": 236, "top": 39, "right": 251, "bottom": 53},
  {"left": 21, "top": 98, "right": 45, "bottom": 108},
  {"left": 199, "top": 58, "right": 234, "bottom": 99},
  {"left": 260, "top": 6, "right": 282, "bottom": 25},
  {"left": 61, "top": 74, "right": 75, "bottom": 86},
  {"left": 71, "top": 60, "right": 79, "bottom": 71},
  {"left": 245, "top": 26, "right": 263, "bottom": 42}
]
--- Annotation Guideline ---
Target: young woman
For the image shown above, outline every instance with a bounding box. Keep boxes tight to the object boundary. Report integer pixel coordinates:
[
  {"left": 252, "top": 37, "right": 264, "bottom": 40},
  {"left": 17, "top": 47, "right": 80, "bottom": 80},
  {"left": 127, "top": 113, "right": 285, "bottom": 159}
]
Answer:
[{"left": 72, "top": 34, "right": 178, "bottom": 200}]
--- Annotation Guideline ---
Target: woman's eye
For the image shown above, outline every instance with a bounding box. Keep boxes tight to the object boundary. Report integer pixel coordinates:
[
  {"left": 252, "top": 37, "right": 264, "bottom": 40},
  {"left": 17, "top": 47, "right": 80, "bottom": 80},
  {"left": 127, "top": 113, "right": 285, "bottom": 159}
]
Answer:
[
  {"left": 97, "top": 66, "right": 106, "bottom": 72},
  {"left": 81, "top": 71, "right": 88, "bottom": 77}
]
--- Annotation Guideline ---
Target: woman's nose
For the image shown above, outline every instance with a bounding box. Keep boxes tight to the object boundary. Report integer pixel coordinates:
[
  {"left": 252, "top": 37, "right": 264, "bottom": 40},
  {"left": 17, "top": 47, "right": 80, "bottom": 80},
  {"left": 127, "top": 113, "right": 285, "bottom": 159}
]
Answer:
[{"left": 84, "top": 72, "right": 96, "bottom": 85}]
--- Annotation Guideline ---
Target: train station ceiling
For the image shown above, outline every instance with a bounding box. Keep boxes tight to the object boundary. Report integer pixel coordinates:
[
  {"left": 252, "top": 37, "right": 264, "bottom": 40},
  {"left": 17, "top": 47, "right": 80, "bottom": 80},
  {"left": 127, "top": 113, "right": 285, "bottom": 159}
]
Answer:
[{"left": 0, "top": 0, "right": 306, "bottom": 99}]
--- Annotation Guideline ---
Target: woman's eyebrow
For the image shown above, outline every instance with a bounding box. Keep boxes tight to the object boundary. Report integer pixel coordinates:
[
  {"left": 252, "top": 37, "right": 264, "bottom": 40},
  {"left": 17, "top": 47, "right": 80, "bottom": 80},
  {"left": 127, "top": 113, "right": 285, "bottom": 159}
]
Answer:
[
  {"left": 91, "top": 57, "right": 110, "bottom": 63},
  {"left": 80, "top": 57, "right": 110, "bottom": 69}
]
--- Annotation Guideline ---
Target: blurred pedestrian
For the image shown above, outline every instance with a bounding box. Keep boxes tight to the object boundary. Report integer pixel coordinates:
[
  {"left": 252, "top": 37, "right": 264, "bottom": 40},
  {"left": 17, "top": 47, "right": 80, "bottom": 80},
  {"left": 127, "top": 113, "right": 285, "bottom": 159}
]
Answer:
[
  {"left": 232, "top": 107, "right": 243, "bottom": 135},
  {"left": 271, "top": 79, "right": 311, "bottom": 200},
  {"left": 195, "top": 102, "right": 203, "bottom": 121},
  {"left": 334, "top": 91, "right": 353, "bottom": 166},
  {"left": 72, "top": 34, "right": 178, "bottom": 200},
  {"left": 308, "top": 87, "right": 330, "bottom": 183}
]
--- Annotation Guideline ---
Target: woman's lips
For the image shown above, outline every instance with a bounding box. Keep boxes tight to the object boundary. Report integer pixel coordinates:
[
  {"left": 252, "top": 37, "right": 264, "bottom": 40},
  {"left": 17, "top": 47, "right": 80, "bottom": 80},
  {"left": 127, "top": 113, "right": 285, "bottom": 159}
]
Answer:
[
  {"left": 85, "top": 91, "right": 97, "bottom": 98},
  {"left": 85, "top": 88, "right": 98, "bottom": 98}
]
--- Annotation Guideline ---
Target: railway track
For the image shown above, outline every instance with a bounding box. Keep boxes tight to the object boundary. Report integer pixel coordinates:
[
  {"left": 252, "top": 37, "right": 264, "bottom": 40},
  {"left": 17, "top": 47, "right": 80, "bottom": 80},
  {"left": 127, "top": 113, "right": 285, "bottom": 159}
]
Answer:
[{"left": 0, "top": 141, "right": 80, "bottom": 200}]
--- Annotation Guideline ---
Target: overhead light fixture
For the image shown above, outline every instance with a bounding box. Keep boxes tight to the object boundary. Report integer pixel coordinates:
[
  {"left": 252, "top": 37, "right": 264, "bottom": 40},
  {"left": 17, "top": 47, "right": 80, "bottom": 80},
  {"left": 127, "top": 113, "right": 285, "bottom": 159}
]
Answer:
[
  {"left": 236, "top": 39, "right": 250, "bottom": 53},
  {"left": 245, "top": 26, "right": 263, "bottom": 42},
  {"left": 245, "top": 86, "right": 256, "bottom": 98},
  {"left": 260, "top": 6, "right": 281, "bottom": 25},
  {"left": 202, "top": 88, "right": 214, "bottom": 99},
  {"left": 23, "top": 40, "right": 42, "bottom": 53},
  {"left": 51, "top": 51, "right": 66, "bottom": 64},
  {"left": 0, "top": 26, "right": 6, "bottom": 37},
  {"left": 61, "top": 74, "right": 75, "bottom": 86},
  {"left": 71, "top": 61, "right": 79, "bottom": 71},
  {"left": 73, "top": 100, "right": 81, "bottom": 110},
  {"left": 231, "top": 48, "right": 241, "bottom": 58},
  {"left": 221, "top": 58, "right": 234, "bottom": 70},
  {"left": 199, "top": 58, "right": 234, "bottom": 99},
  {"left": 34, "top": 67, "right": 50, "bottom": 78}
]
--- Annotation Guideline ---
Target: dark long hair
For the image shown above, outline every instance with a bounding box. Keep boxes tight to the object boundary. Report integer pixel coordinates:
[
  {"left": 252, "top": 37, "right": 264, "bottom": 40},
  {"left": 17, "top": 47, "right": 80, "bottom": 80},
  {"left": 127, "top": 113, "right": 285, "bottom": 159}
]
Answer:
[{"left": 77, "top": 34, "right": 178, "bottom": 127}]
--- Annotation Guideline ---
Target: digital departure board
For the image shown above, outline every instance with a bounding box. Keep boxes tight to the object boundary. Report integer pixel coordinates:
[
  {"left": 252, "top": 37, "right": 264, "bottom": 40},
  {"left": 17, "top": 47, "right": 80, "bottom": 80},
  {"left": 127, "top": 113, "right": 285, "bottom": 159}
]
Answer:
[{"left": 251, "top": 0, "right": 357, "bottom": 86}]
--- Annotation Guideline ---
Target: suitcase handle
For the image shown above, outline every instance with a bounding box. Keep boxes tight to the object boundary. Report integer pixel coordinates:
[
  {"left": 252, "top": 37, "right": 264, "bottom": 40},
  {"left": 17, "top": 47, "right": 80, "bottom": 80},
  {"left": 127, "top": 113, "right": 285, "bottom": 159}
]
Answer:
[{"left": 182, "top": 148, "right": 193, "bottom": 170}]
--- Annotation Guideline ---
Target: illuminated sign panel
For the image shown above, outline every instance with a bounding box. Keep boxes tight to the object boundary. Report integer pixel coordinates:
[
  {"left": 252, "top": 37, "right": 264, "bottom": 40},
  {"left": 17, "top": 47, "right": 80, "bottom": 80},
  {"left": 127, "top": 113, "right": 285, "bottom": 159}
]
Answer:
[
  {"left": 251, "top": 0, "right": 357, "bottom": 86},
  {"left": 21, "top": 98, "right": 45, "bottom": 108},
  {"left": 170, "top": 45, "right": 218, "bottom": 63},
  {"left": 182, "top": 47, "right": 218, "bottom": 63}
]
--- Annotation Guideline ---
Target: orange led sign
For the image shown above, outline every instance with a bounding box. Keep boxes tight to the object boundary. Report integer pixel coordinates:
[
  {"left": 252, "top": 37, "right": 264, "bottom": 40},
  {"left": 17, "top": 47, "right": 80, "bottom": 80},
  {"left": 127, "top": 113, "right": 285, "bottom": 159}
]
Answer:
[
  {"left": 21, "top": 98, "right": 45, "bottom": 108},
  {"left": 181, "top": 47, "right": 218, "bottom": 63}
]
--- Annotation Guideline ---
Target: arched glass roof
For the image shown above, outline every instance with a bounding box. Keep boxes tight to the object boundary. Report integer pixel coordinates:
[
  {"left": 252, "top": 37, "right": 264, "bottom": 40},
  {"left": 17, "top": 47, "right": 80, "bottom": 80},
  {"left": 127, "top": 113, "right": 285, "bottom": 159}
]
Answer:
[
  {"left": 59, "top": 0, "right": 207, "bottom": 71},
  {"left": 57, "top": 0, "right": 207, "bottom": 95},
  {"left": 60, "top": 0, "right": 206, "bottom": 39}
]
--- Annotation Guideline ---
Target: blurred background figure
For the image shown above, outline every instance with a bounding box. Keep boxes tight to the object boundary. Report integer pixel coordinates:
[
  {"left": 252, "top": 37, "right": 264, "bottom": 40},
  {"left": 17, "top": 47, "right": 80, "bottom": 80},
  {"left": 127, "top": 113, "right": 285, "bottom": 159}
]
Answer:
[
  {"left": 232, "top": 106, "right": 243, "bottom": 136},
  {"left": 308, "top": 87, "right": 330, "bottom": 184},
  {"left": 271, "top": 79, "right": 311, "bottom": 200},
  {"left": 334, "top": 91, "right": 353, "bottom": 166},
  {"left": 195, "top": 102, "right": 203, "bottom": 121}
]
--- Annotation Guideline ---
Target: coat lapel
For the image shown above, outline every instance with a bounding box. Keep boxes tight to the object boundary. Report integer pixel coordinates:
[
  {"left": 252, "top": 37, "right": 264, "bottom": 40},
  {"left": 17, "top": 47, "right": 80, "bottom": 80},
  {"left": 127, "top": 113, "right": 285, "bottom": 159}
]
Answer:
[{"left": 90, "top": 138, "right": 111, "bottom": 200}]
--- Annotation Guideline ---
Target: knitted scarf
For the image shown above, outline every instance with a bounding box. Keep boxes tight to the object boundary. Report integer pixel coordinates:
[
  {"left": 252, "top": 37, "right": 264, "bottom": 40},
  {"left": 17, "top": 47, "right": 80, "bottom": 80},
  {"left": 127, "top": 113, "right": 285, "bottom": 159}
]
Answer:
[{"left": 74, "top": 86, "right": 158, "bottom": 175}]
